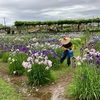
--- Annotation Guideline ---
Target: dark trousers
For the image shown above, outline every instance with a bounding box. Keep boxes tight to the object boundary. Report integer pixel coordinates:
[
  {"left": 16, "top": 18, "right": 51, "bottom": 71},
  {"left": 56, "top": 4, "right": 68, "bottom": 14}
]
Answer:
[{"left": 60, "top": 50, "right": 71, "bottom": 66}]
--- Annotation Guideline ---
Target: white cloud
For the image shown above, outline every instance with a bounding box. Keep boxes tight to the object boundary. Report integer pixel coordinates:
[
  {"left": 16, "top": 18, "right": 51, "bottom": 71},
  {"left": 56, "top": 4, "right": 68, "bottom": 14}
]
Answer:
[{"left": 0, "top": 0, "right": 100, "bottom": 26}]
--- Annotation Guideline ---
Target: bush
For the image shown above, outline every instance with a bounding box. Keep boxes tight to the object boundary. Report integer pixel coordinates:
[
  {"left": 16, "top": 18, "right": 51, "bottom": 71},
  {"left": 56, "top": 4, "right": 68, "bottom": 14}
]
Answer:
[
  {"left": 50, "top": 57, "right": 61, "bottom": 70},
  {"left": 2, "top": 52, "right": 10, "bottom": 62},
  {"left": 71, "top": 40, "right": 80, "bottom": 49},
  {"left": 22, "top": 56, "right": 54, "bottom": 86},
  {"left": 68, "top": 63, "right": 100, "bottom": 100},
  {"left": 80, "top": 35, "right": 87, "bottom": 43},
  {"left": 55, "top": 49, "right": 62, "bottom": 58},
  {"left": 48, "top": 51, "right": 61, "bottom": 70},
  {"left": 25, "top": 63, "right": 53, "bottom": 86},
  {"left": 0, "top": 50, "right": 3, "bottom": 58},
  {"left": 8, "top": 52, "right": 28, "bottom": 75}
]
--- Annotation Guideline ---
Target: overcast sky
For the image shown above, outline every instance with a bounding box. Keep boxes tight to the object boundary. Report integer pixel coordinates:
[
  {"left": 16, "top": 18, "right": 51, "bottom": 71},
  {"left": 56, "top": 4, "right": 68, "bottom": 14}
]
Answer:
[{"left": 0, "top": 0, "right": 100, "bottom": 26}]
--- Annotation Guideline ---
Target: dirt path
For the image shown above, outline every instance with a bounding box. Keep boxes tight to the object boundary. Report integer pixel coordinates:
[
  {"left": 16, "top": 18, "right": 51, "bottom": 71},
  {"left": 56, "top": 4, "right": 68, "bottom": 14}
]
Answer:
[
  {"left": 51, "top": 70, "right": 73, "bottom": 100},
  {"left": 21, "top": 69, "right": 74, "bottom": 100},
  {"left": 0, "top": 59, "right": 74, "bottom": 100}
]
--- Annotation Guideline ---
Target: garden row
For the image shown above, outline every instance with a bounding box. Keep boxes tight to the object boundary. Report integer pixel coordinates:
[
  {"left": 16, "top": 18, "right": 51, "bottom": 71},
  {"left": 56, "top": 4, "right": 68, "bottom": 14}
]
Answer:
[
  {"left": 0, "top": 32, "right": 100, "bottom": 100},
  {"left": 68, "top": 32, "right": 100, "bottom": 100}
]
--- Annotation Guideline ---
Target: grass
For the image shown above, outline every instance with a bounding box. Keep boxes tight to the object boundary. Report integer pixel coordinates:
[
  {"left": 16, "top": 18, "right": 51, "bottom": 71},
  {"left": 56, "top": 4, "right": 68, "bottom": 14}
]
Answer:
[
  {"left": 74, "top": 45, "right": 82, "bottom": 57},
  {"left": 0, "top": 59, "right": 8, "bottom": 74},
  {"left": 51, "top": 65, "right": 72, "bottom": 80},
  {"left": 95, "top": 32, "right": 100, "bottom": 36},
  {"left": 0, "top": 59, "right": 23, "bottom": 100},
  {"left": 0, "top": 78, "right": 22, "bottom": 100}
]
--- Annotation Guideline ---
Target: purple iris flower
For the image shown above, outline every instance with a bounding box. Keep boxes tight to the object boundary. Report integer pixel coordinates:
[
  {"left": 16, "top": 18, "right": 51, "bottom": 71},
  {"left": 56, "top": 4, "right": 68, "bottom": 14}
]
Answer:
[
  {"left": 96, "top": 54, "right": 100, "bottom": 58},
  {"left": 42, "top": 50, "right": 49, "bottom": 56},
  {"left": 89, "top": 57, "right": 93, "bottom": 63},
  {"left": 79, "top": 77, "right": 83, "bottom": 80},
  {"left": 89, "top": 59, "right": 93, "bottom": 63},
  {"left": 96, "top": 60, "right": 100, "bottom": 65},
  {"left": 19, "top": 46, "right": 29, "bottom": 53},
  {"left": 31, "top": 50, "right": 38, "bottom": 54}
]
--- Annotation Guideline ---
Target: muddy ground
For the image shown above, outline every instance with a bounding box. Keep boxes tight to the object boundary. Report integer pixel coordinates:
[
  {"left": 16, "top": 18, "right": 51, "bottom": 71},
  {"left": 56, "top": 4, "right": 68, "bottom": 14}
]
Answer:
[{"left": 0, "top": 59, "right": 74, "bottom": 100}]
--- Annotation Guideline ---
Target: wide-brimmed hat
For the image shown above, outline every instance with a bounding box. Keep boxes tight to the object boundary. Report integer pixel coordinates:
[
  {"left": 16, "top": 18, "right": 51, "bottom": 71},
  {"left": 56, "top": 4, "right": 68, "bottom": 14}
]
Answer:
[{"left": 61, "top": 37, "right": 70, "bottom": 44}]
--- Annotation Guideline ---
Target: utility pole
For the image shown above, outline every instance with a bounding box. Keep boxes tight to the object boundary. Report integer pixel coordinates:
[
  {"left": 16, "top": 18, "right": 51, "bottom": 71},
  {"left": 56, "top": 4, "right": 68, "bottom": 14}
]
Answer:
[{"left": 92, "top": 16, "right": 94, "bottom": 34}]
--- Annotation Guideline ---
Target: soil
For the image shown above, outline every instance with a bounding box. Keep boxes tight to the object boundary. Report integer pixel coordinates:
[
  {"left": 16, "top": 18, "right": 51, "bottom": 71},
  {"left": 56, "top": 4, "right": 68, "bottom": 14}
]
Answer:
[{"left": 0, "top": 59, "right": 74, "bottom": 100}]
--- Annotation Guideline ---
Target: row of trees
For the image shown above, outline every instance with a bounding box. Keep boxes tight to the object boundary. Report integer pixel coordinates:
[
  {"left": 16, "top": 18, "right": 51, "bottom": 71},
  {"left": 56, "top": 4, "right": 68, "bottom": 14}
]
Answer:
[
  {"left": 14, "top": 18, "right": 100, "bottom": 33},
  {"left": 15, "top": 18, "right": 100, "bottom": 26}
]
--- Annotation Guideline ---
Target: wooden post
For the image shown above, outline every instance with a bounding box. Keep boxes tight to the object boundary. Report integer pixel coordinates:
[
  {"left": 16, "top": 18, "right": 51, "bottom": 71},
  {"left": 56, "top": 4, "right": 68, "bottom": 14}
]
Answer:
[
  {"left": 0, "top": 44, "right": 3, "bottom": 50},
  {"left": 80, "top": 48, "right": 83, "bottom": 57},
  {"left": 82, "top": 43, "right": 84, "bottom": 49},
  {"left": 72, "top": 57, "right": 76, "bottom": 68}
]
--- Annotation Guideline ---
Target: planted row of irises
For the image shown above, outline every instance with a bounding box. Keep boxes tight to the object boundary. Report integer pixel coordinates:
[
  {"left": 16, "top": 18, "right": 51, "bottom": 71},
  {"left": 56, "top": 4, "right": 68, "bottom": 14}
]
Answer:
[{"left": 68, "top": 35, "right": 100, "bottom": 100}]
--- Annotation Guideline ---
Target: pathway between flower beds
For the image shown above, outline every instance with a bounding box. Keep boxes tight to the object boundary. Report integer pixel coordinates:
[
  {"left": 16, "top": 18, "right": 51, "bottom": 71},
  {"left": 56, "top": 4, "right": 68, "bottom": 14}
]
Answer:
[{"left": 0, "top": 59, "right": 74, "bottom": 100}]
